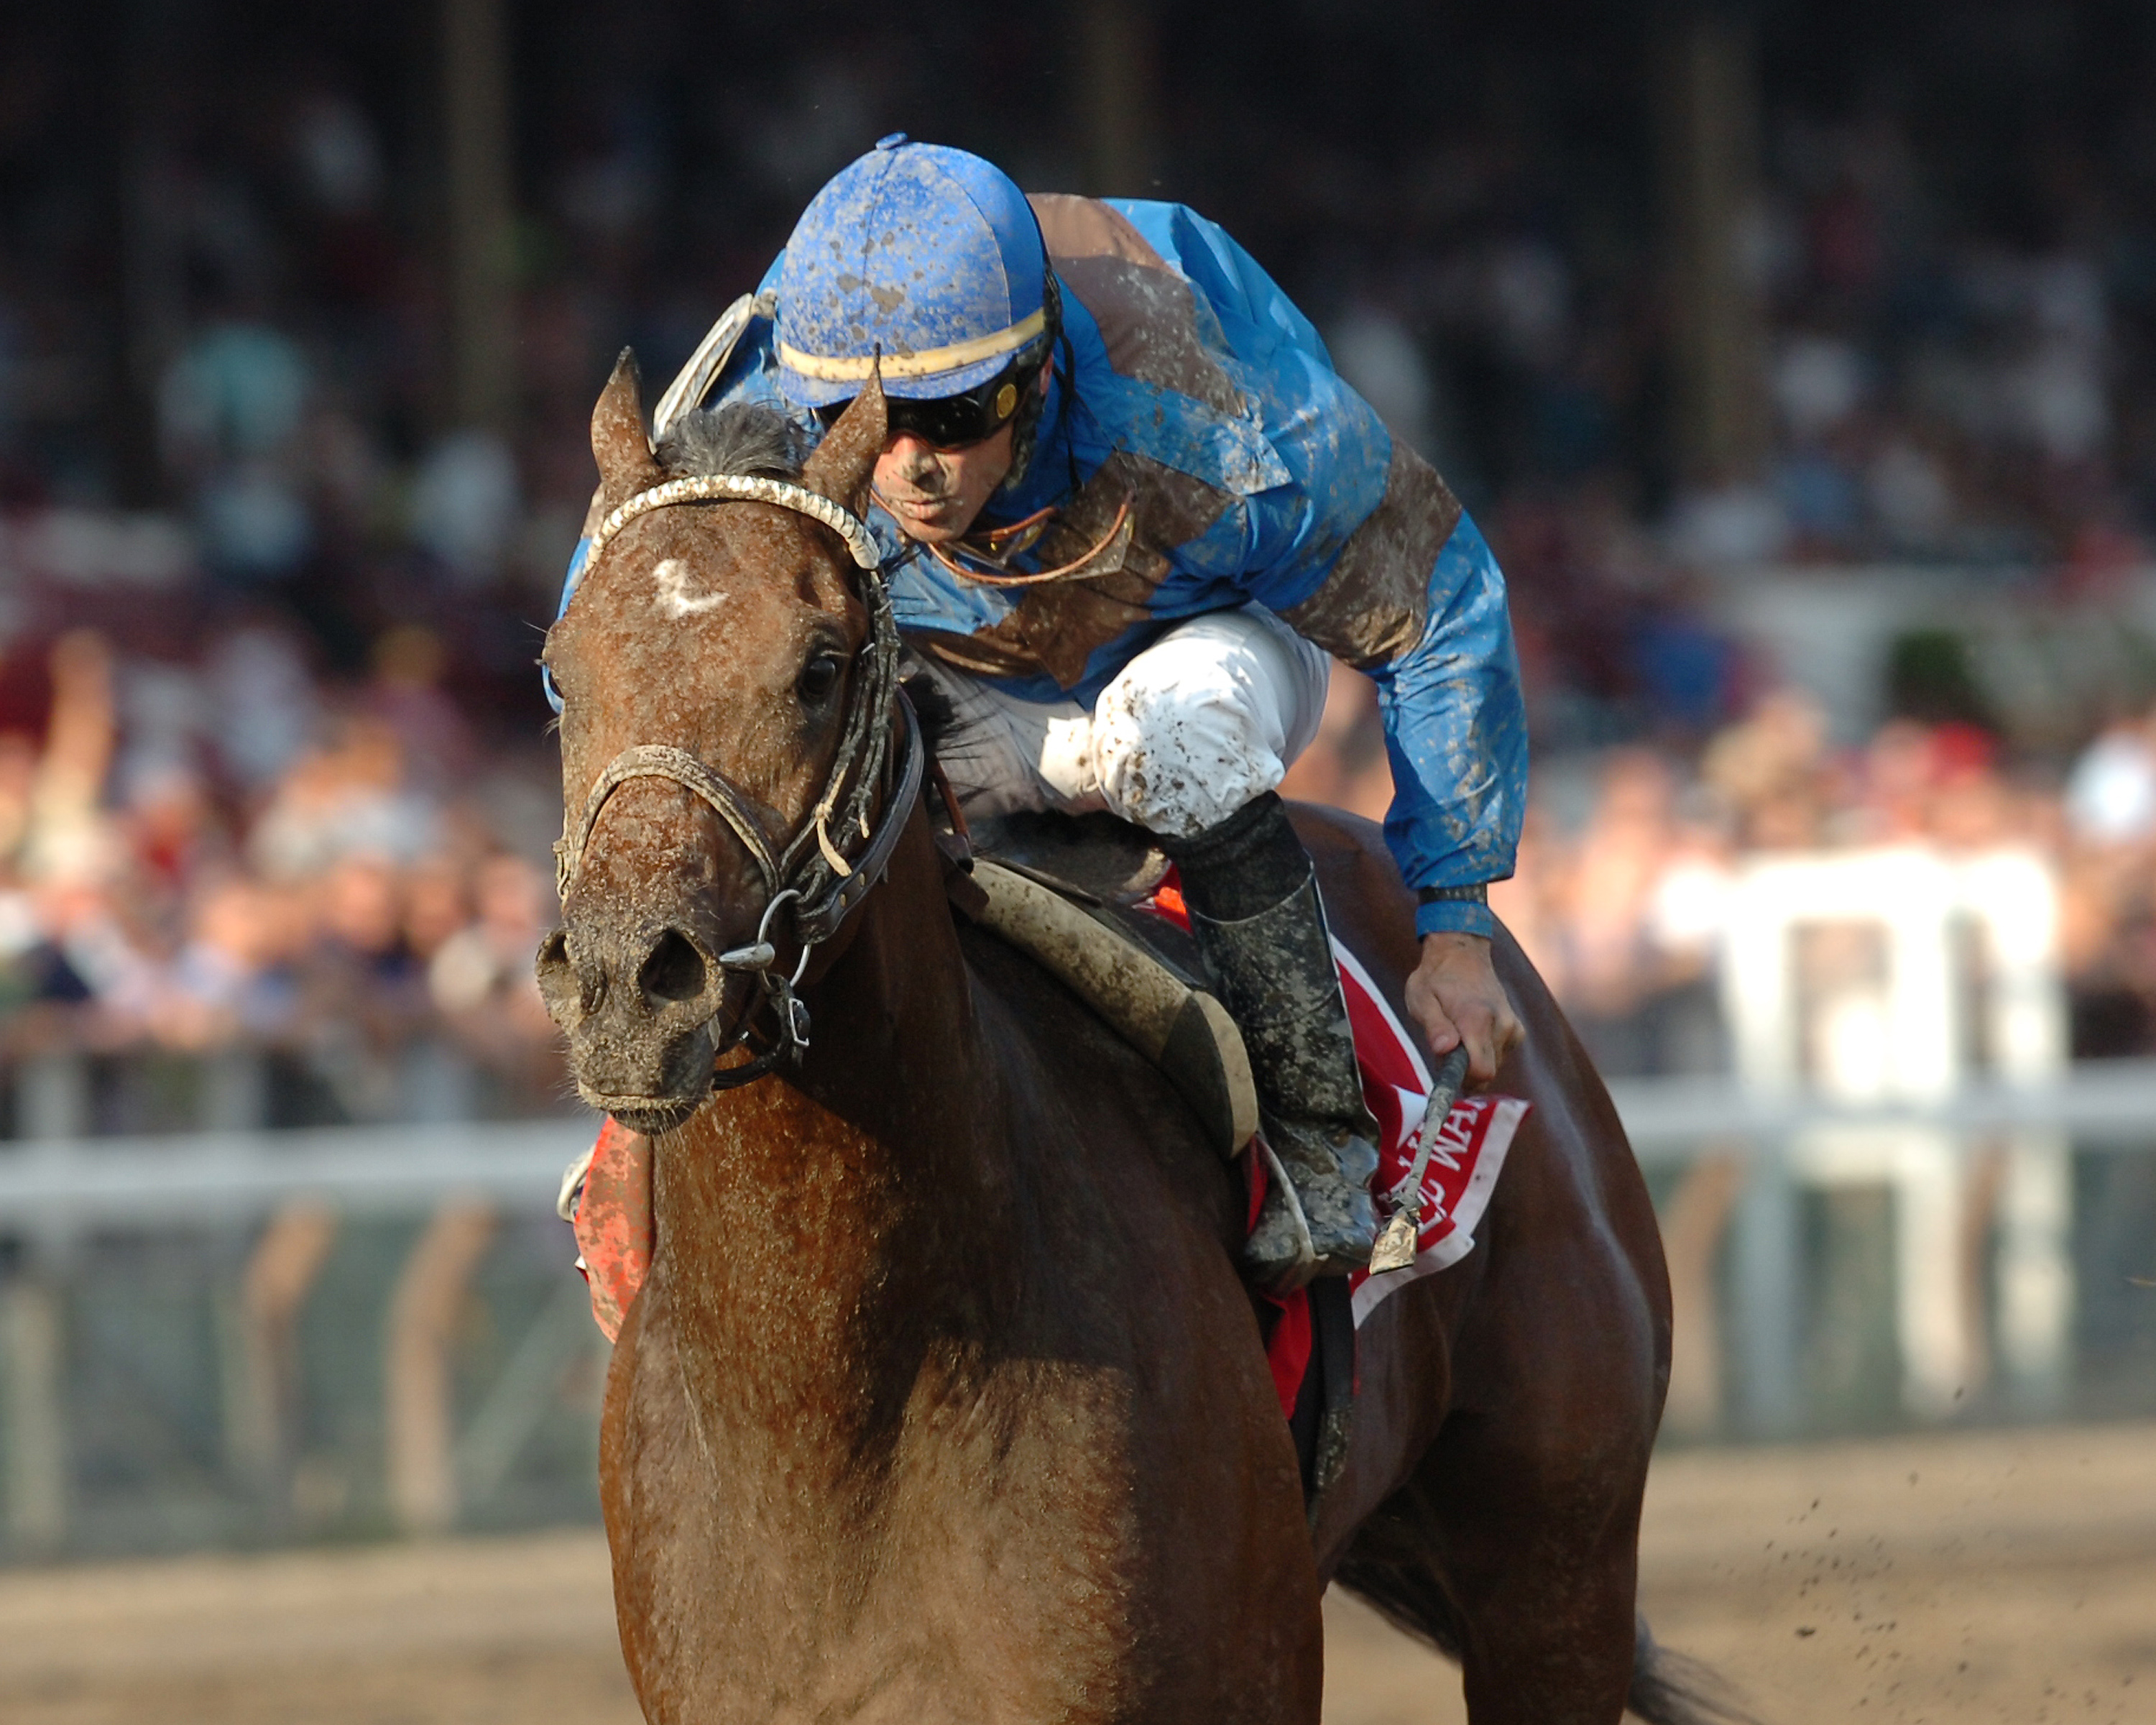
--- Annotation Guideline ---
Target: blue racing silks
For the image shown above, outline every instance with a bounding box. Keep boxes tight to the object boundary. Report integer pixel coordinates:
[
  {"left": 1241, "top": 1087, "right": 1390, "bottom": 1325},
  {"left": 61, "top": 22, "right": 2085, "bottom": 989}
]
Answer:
[{"left": 553, "top": 189, "right": 1526, "bottom": 939}]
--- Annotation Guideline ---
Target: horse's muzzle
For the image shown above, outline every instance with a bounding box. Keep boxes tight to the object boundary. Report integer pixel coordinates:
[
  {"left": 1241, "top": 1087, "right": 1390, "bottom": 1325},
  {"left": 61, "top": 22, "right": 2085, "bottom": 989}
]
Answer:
[{"left": 537, "top": 920, "right": 742, "bottom": 1132}]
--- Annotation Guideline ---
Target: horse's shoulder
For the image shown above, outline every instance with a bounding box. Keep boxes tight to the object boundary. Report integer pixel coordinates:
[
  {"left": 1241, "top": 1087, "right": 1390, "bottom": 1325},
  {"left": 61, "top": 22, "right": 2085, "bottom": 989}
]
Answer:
[{"left": 952, "top": 916, "right": 1244, "bottom": 1236}]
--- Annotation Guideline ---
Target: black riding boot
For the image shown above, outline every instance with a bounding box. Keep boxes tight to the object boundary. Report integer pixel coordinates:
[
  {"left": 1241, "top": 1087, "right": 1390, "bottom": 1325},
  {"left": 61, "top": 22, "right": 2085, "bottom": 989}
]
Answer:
[{"left": 1162, "top": 794, "right": 1379, "bottom": 1291}]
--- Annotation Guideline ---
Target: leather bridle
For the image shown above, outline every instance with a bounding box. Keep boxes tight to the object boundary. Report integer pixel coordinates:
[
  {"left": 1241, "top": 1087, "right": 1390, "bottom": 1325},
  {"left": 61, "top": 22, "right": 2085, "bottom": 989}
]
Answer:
[{"left": 553, "top": 471, "right": 923, "bottom": 1092}]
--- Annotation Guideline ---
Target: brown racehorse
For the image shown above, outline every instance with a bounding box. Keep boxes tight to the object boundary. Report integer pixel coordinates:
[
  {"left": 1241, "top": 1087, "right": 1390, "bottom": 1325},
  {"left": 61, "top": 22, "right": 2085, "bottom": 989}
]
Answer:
[{"left": 538, "top": 352, "right": 1749, "bottom": 1725}]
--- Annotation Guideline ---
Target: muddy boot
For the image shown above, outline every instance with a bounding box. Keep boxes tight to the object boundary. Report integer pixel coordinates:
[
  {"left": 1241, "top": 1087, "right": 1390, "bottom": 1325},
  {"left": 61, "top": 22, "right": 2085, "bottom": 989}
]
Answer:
[{"left": 1162, "top": 794, "right": 1379, "bottom": 1292}]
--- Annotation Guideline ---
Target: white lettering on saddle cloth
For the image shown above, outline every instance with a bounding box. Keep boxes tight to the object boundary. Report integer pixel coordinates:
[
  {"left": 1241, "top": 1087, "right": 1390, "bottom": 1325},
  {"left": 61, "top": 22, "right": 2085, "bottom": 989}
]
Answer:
[{"left": 1332, "top": 942, "right": 1531, "bottom": 1328}]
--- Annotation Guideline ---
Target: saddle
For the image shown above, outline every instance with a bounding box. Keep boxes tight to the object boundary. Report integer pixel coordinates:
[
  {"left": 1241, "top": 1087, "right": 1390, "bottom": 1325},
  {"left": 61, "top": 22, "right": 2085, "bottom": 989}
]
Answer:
[{"left": 950, "top": 809, "right": 1258, "bottom": 1159}]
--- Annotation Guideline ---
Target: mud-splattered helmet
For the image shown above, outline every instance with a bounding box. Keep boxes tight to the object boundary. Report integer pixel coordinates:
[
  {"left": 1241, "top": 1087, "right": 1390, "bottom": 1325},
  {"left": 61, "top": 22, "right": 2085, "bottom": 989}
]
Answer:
[{"left": 776, "top": 136, "right": 1057, "bottom": 446}]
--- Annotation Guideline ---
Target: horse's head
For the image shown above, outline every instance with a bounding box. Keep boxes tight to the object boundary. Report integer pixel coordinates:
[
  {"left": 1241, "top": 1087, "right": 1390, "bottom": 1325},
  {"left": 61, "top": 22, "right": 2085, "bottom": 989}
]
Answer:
[{"left": 537, "top": 351, "right": 894, "bottom": 1132}]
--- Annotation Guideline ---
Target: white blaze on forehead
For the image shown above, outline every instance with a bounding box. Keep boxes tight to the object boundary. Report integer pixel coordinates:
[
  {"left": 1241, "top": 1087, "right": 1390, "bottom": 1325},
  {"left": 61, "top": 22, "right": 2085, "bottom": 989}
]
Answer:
[{"left": 653, "top": 557, "right": 729, "bottom": 617}]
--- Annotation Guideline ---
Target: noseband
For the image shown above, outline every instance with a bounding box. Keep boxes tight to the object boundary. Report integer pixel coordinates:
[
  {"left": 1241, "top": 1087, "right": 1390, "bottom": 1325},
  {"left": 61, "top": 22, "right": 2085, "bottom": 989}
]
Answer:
[{"left": 553, "top": 470, "right": 924, "bottom": 1092}]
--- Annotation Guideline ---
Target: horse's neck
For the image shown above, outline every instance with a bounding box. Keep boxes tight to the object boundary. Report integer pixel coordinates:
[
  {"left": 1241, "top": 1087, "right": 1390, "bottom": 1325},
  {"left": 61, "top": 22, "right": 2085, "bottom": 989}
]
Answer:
[{"left": 651, "top": 815, "right": 1008, "bottom": 1466}]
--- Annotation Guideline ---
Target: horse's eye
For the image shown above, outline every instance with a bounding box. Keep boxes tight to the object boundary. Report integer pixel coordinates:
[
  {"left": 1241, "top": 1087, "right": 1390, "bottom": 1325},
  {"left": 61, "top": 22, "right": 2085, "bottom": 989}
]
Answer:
[{"left": 798, "top": 650, "right": 844, "bottom": 708}]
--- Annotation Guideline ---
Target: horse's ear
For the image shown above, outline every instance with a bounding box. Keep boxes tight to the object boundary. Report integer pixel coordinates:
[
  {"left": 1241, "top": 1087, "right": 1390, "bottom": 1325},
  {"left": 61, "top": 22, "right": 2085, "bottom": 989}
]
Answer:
[
  {"left": 591, "top": 349, "right": 662, "bottom": 512},
  {"left": 801, "top": 371, "right": 887, "bottom": 510}
]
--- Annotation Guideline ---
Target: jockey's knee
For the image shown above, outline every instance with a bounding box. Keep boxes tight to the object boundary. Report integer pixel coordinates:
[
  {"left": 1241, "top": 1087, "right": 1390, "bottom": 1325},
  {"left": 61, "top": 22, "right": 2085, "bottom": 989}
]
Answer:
[
  {"left": 1089, "top": 606, "right": 1331, "bottom": 837},
  {"left": 1090, "top": 676, "right": 1281, "bottom": 836}
]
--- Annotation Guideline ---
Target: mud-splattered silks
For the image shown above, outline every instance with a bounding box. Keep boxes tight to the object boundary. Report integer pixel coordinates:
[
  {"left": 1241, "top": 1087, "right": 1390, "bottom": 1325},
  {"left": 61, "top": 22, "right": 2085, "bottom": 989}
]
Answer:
[{"left": 556, "top": 172, "right": 1529, "bottom": 941}]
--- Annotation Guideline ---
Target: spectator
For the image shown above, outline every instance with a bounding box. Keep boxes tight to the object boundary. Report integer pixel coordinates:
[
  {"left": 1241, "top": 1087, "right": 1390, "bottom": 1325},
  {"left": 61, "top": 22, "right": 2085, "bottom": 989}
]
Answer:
[
  {"left": 2065, "top": 710, "right": 2156, "bottom": 847},
  {"left": 1700, "top": 689, "right": 1835, "bottom": 850},
  {"left": 158, "top": 875, "right": 300, "bottom": 1051},
  {"left": 159, "top": 313, "right": 315, "bottom": 584},
  {"left": 428, "top": 852, "right": 557, "bottom": 1092},
  {"left": 249, "top": 715, "right": 438, "bottom": 880}
]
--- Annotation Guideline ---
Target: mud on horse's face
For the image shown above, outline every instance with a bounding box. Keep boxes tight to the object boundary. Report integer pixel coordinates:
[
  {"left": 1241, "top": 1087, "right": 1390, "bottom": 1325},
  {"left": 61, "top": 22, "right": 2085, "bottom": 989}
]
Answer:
[{"left": 535, "top": 354, "right": 888, "bottom": 1133}]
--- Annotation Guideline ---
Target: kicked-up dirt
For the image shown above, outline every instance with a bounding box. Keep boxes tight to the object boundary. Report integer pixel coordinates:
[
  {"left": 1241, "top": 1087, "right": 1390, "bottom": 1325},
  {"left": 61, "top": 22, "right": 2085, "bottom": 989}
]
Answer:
[{"left": 2, "top": 1420, "right": 2152, "bottom": 1724}]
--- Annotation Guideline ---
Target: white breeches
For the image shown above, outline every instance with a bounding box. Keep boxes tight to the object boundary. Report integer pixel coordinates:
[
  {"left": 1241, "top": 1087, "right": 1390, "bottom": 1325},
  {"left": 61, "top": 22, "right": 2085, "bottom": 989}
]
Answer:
[{"left": 915, "top": 604, "right": 1332, "bottom": 839}]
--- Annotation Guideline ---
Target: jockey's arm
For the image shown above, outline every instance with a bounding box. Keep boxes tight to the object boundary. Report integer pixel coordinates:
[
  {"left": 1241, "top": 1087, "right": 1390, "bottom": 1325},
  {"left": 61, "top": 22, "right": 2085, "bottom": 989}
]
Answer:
[
  {"left": 1107, "top": 257, "right": 1521, "bottom": 1085},
  {"left": 1139, "top": 208, "right": 1529, "bottom": 1083},
  {"left": 1284, "top": 503, "right": 1529, "bottom": 1086},
  {"left": 1082, "top": 201, "right": 1529, "bottom": 1082}
]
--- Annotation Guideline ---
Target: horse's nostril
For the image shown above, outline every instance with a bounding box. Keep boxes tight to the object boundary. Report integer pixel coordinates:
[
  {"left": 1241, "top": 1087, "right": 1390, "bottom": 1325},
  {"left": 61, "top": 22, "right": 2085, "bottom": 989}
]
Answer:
[
  {"left": 638, "top": 929, "right": 709, "bottom": 1004},
  {"left": 534, "top": 926, "right": 589, "bottom": 1023}
]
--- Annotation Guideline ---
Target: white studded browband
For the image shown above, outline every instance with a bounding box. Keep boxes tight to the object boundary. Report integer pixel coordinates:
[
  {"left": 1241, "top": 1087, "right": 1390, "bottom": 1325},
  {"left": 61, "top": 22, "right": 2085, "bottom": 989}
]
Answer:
[{"left": 584, "top": 474, "right": 880, "bottom": 571}]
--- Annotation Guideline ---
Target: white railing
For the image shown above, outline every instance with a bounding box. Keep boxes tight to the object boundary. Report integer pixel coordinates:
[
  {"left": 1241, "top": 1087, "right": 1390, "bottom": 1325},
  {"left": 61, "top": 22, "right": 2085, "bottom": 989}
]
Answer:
[
  {"left": 0, "top": 1054, "right": 2152, "bottom": 1503},
  {"left": 1610, "top": 1062, "right": 2156, "bottom": 1149},
  {"left": 0, "top": 1118, "right": 589, "bottom": 1227},
  {"left": 1611, "top": 1067, "right": 2156, "bottom": 1438},
  {"left": 0, "top": 1063, "right": 2152, "bottom": 1555},
  {"left": 0, "top": 1106, "right": 597, "bottom": 1558}
]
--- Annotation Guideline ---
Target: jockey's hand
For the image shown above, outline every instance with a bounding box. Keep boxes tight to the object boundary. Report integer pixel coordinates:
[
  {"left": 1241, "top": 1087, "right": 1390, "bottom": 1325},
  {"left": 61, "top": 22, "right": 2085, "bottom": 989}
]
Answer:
[{"left": 1405, "top": 932, "right": 1523, "bottom": 1088}]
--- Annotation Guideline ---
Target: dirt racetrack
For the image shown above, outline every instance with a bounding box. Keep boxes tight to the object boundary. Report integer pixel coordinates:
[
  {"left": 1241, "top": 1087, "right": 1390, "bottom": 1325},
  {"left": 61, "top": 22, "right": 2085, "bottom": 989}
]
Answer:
[{"left": 2, "top": 1421, "right": 2151, "bottom": 1724}]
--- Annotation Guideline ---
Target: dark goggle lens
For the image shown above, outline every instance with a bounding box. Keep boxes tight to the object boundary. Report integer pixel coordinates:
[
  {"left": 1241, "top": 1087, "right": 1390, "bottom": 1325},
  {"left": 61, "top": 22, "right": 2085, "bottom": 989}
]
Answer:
[
  {"left": 814, "top": 365, "right": 1027, "bottom": 448},
  {"left": 889, "top": 382, "right": 1022, "bottom": 447}
]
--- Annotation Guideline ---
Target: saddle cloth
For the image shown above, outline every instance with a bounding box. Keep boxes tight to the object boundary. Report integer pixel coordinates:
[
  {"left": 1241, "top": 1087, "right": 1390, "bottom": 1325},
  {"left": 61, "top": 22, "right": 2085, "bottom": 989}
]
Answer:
[{"left": 1137, "top": 882, "right": 1530, "bottom": 1424}]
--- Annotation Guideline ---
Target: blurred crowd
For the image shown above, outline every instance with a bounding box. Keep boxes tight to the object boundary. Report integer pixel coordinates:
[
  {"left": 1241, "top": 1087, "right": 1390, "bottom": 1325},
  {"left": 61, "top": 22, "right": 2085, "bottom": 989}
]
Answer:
[
  {"left": 0, "top": 9, "right": 2150, "bottom": 747},
  {"left": 1344, "top": 104, "right": 2156, "bottom": 576},
  {"left": 0, "top": 6, "right": 2154, "bottom": 1105},
  {"left": 33, "top": 615, "right": 2156, "bottom": 1110},
  {"left": 1286, "top": 663, "right": 2156, "bottom": 1075},
  {"left": 0, "top": 623, "right": 563, "bottom": 1129},
  {"left": 1281, "top": 74, "right": 2156, "bottom": 748}
]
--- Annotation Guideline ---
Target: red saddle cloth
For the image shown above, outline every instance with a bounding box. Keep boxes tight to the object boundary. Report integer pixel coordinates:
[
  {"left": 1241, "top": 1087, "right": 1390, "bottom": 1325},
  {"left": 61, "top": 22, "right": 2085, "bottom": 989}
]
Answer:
[
  {"left": 568, "top": 886, "right": 1528, "bottom": 1422},
  {"left": 1144, "top": 885, "right": 1530, "bottom": 1418}
]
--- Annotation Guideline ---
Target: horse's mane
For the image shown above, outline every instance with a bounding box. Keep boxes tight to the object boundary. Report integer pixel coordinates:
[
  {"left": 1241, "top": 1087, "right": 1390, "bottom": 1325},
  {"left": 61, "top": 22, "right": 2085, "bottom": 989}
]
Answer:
[{"left": 655, "top": 402, "right": 806, "bottom": 482}]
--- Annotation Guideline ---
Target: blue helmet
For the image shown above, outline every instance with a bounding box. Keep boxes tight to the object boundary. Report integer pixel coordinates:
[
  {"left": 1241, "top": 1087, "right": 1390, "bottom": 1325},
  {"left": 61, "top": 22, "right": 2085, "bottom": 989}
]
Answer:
[{"left": 776, "top": 137, "right": 1054, "bottom": 408}]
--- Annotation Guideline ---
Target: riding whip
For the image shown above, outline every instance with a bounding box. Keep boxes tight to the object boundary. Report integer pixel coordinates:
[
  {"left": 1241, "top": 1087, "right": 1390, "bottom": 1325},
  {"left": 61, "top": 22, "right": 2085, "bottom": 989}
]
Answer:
[{"left": 1368, "top": 1044, "right": 1473, "bottom": 1275}]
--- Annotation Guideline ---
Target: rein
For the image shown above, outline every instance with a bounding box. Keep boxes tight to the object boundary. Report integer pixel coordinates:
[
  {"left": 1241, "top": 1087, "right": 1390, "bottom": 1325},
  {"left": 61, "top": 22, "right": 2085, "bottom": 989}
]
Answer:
[
  {"left": 905, "top": 492, "right": 1136, "bottom": 589},
  {"left": 554, "top": 470, "right": 923, "bottom": 1091}
]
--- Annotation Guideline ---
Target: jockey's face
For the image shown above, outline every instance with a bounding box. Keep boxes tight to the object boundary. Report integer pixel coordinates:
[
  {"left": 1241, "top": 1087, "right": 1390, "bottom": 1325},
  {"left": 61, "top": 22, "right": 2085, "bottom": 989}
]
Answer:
[
  {"left": 869, "top": 359, "right": 1051, "bottom": 544},
  {"left": 871, "top": 423, "right": 1015, "bottom": 543}
]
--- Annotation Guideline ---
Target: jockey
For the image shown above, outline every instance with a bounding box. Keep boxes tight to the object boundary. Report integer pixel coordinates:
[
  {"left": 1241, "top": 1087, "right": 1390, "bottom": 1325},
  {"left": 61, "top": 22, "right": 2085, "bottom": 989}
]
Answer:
[{"left": 555, "top": 136, "right": 1528, "bottom": 1291}]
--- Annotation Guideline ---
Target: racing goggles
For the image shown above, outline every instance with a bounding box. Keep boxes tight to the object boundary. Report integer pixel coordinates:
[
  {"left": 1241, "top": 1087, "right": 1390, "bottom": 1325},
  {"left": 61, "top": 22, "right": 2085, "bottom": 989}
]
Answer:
[{"left": 816, "top": 352, "right": 1041, "bottom": 450}]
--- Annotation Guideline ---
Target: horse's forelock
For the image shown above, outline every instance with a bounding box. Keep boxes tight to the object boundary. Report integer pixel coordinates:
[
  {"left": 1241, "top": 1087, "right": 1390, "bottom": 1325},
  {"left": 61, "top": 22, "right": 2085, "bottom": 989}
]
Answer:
[
  {"left": 655, "top": 405, "right": 806, "bottom": 483},
  {"left": 645, "top": 406, "right": 864, "bottom": 618}
]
